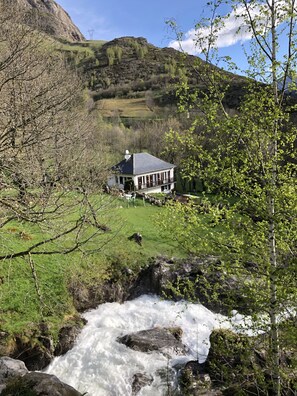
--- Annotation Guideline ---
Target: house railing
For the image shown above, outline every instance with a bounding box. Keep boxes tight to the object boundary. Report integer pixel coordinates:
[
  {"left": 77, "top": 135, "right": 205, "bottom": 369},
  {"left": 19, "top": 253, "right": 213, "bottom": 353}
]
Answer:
[{"left": 136, "top": 178, "right": 175, "bottom": 190}]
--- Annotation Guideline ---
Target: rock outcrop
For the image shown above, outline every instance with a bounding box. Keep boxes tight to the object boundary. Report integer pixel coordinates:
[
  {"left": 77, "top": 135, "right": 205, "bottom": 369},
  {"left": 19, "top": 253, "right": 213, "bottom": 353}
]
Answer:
[
  {"left": 128, "top": 256, "right": 254, "bottom": 315},
  {"left": 5, "top": 317, "right": 86, "bottom": 371},
  {"left": 190, "top": 328, "right": 297, "bottom": 396},
  {"left": 68, "top": 255, "right": 255, "bottom": 316},
  {"left": 1, "top": 0, "right": 84, "bottom": 41},
  {"left": 11, "top": 334, "right": 53, "bottom": 371}
]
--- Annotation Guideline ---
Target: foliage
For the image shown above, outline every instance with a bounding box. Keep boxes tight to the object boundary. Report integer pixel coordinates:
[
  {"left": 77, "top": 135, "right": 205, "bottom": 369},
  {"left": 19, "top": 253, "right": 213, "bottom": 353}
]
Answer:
[
  {"left": 105, "top": 45, "right": 124, "bottom": 65},
  {"left": 164, "top": 1, "right": 297, "bottom": 394},
  {"left": 130, "top": 41, "right": 148, "bottom": 59},
  {"left": 0, "top": 3, "right": 111, "bottom": 264}
]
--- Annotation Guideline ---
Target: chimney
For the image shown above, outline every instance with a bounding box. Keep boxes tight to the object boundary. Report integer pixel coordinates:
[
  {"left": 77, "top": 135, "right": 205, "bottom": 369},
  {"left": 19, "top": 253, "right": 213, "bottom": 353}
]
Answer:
[{"left": 125, "top": 149, "right": 131, "bottom": 161}]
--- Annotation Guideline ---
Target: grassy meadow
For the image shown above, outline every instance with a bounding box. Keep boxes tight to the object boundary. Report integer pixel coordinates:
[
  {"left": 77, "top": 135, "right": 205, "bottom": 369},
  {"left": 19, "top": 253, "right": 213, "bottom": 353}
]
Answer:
[
  {"left": 97, "top": 98, "right": 159, "bottom": 118},
  {"left": 0, "top": 194, "right": 183, "bottom": 336}
]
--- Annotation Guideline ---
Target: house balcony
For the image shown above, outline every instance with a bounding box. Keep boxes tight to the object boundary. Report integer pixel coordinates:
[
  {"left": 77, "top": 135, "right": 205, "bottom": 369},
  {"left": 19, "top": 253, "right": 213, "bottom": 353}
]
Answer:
[{"left": 136, "top": 178, "right": 175, "bottom": 191}]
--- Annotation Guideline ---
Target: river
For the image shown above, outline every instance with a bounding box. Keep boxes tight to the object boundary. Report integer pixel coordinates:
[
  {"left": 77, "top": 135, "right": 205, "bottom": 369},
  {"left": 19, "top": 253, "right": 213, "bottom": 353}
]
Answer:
[{"left": 45, "top": 295, "right": 233, "bottom": 395}]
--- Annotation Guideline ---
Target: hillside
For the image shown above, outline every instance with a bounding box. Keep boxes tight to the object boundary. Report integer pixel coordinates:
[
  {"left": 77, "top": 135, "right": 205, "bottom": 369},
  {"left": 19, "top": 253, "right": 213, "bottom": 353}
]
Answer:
[
  {"left": 61, "top": 36, "right": 248, "bottom": 121},
  {"left": 0, "top": 0, "right": 248, "bottom": 121}
]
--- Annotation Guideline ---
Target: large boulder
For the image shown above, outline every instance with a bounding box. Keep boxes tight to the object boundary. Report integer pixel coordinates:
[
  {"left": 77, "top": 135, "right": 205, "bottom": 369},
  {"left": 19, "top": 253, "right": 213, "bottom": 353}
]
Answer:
[
  {"left": 205, "top": 329, "right": 254, "bottom": 388},
  {"left": 128, "top": 256, "right": 254, "bottom": 315},
  {"left": 0, "top": 357, "right": 28, "bottom": 385},
  {"left": 0, "top": 357, "right": 82, "bottom": 395},
  {"left": 2, "top": 371, "right": 82, "bottom": 395},
  {"left": 117, "top": 327, "right": 187, "bottom": 356}
]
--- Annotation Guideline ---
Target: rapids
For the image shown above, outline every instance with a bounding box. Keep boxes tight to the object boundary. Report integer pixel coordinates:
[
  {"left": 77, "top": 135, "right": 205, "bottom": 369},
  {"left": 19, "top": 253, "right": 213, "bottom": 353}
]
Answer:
[{"left": 45, "top": 295, "right": 232, "bottom": 395}]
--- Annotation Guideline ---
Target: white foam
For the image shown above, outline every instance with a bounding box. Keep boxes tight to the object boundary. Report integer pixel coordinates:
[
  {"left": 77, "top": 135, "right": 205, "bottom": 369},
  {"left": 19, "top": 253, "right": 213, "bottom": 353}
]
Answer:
[{"left": 45, "top": 295, "right": 230, "bottom": 395}]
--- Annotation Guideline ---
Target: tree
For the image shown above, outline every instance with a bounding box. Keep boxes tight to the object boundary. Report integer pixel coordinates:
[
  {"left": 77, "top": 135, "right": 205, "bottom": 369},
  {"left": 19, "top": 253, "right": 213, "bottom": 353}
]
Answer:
[
  {"left": 0, "top": 3, "right": 109, "bottom": 262},
  {"left": 163, "top": 1, "right": 297, "bottom": 394}
]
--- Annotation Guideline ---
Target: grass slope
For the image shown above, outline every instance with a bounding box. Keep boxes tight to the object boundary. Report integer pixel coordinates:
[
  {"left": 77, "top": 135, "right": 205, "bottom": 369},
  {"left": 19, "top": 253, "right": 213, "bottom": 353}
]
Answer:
[
  {"left": 97, "top": 98, "right": 157, "bottom": 118},
  {"left": 0, "top": 196, "right": 183, "bottom": 337}
]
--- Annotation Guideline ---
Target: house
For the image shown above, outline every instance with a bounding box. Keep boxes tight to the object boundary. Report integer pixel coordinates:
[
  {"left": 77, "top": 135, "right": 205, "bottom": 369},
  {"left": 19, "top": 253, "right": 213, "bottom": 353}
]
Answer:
[{"left": 108, "top": 150, "right": 176, "bottom": 193}]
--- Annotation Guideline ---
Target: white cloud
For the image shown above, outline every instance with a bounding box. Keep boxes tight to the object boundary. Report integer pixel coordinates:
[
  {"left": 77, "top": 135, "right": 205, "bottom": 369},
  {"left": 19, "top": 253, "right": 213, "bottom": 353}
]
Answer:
[{"left": 168, "top": 2, "right": 267, "bottom": 54}]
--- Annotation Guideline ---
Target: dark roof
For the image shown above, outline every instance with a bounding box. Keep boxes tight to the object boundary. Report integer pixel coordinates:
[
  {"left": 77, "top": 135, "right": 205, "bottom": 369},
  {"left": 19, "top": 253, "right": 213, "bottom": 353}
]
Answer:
[{"left": 113, "top": 153, "right": 175, "bottom": 175}]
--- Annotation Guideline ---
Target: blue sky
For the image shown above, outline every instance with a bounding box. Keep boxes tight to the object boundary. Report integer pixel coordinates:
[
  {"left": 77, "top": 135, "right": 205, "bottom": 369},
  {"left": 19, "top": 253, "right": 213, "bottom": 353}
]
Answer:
[{"left": 57, "top": 0, "right": 232, "bottom": 47}]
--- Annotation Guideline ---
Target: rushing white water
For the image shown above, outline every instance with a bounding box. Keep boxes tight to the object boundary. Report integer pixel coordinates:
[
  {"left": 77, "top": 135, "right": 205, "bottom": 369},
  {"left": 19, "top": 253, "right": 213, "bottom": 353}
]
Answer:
[{"left": 45, "top": 295, "right": 232, "bottom": 395}]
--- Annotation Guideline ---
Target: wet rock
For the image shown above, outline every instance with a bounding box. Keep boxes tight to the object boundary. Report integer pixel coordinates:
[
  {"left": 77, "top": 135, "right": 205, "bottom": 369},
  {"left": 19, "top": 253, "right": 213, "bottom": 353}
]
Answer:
[
  {"left": 11, "top": 335, "right": 53, "bottom": 371},
  {"left": 132, "top": 372, "right": 153, "bottom": 395},
  {"left": 117, "top": 327, "right": 187, "bottom": 356},
  {"left": 2, "top": 371, "right": 82, "bottom": 396},
  {"left": 54, "top": 317, "right": 87, "bottom": 356}
]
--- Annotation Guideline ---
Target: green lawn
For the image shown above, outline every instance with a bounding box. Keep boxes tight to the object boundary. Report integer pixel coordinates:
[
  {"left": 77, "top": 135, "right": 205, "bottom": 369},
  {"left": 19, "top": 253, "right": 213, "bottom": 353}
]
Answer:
[
  {"left": 0, "top": 195, "right": 183, "bottom": 335},
  {"left": 107, "top": 199, "right": 183, "bottom": 258}
]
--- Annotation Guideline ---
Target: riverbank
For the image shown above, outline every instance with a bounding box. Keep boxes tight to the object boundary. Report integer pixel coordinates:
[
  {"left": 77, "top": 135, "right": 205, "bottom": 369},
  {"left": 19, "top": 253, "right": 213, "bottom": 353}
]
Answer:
[{"left": 0, "top": 197, "right": 183, "bottom": 359}]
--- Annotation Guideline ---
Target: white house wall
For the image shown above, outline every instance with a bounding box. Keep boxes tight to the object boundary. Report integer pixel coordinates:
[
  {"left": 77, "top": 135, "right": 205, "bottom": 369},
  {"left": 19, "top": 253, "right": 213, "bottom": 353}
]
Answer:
[{"left": 108, "top": 168, "right": 175, "bottom": 193}]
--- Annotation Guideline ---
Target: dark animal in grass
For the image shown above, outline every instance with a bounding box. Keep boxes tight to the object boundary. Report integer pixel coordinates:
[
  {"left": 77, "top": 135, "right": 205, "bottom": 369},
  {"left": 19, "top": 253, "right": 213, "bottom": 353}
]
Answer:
[{"left": 128, "top": 232, "right": 142, "bottom": 246}]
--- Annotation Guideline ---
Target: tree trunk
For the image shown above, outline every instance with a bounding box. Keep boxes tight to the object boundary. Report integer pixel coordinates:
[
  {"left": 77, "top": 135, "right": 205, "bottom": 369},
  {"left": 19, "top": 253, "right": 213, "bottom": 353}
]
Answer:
[{"left": 268, "top": 199, "right": 280, "bottom": 396}]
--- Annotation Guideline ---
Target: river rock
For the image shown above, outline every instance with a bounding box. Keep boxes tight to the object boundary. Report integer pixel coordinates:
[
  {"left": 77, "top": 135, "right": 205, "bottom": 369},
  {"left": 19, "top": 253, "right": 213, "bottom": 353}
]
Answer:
[
  {"left": 54, "top": 317, "right": 87, "bottom": 356},
  {"left": 2, "top": 371, "right": 82, "bottom": 395},
  {"left": 132, "top": 372, "right": 153, "bottom": 395},
  {"left": 117, "top": 327, "right": 187, "bottom": 356},
  {"left": 0, "top": 356, "right": 28, "bottom": 383}
]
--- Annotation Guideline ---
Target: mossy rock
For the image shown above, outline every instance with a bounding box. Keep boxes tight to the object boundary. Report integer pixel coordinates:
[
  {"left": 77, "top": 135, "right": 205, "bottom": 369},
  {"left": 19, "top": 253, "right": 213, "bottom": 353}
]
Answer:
[
  {"left": 2, "top": 376, "right": 37, "bottom": 396},
  {"left": 206, "top": 329, "right": 253, "bottom": 385}
]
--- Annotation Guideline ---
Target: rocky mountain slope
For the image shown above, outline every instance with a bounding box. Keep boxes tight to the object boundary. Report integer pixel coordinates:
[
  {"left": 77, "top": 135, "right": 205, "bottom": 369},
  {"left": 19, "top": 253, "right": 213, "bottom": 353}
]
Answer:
[
  {"left": 67, "top": 36, "right": 248, "bottom": 121},
  {"left": 1, "top": 0, "right": 84, "bottom": 41}
]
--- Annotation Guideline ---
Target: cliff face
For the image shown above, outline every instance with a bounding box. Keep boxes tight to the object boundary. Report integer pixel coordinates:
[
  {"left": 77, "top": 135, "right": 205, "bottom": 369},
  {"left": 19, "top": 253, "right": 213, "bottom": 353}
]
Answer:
[{"left": 7, "top": 0, "right": 85, "bottom": 41}]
